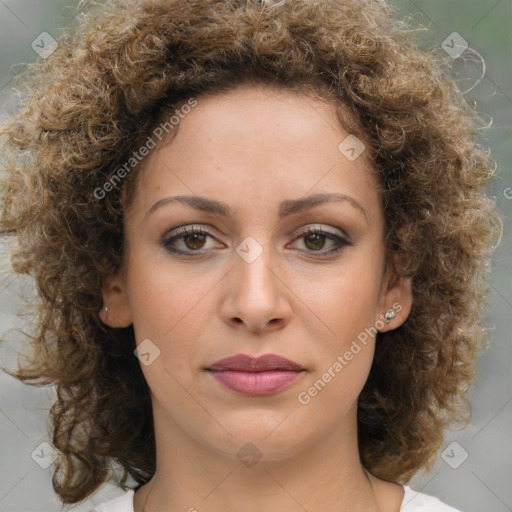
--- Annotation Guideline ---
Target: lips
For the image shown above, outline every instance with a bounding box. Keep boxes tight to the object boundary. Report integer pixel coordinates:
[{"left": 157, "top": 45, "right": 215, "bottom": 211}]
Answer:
[
  {"left": 205, "top": 353, "right": 305, "bottom": 396},
  {"left": 206, "top": 353, "right": 304, "bottom": 372}
]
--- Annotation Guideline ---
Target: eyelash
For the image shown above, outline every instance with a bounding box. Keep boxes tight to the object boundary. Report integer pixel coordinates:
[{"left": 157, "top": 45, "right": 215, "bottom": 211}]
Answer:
[{"left": 161, "top": 225, "right": 352, "bottom": 258}]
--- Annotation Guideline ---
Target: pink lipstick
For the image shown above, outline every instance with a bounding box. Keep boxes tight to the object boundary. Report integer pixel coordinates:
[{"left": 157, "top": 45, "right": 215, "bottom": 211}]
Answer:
[{"left": 205, "top": 353, "right": 305, "bottom": 396}]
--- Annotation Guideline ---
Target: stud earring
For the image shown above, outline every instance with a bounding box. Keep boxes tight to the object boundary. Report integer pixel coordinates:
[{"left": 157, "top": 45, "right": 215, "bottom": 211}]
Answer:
[
  {"left": 103, "top": 306, "right": 108, "bottom": 319},
  {"left": 384, "top": 309, "right": 395, "bottom": 323}
]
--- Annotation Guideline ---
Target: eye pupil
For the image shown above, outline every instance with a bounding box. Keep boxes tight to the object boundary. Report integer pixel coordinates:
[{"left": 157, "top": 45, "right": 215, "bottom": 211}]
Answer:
[
  {"left": 164, "top": 226, "right": 348, "bottom": 257},
  {"left": 185, "top": 233, "right": 206, "bottom": 250},
  {"left": 305, "top": 233, "right": 325, "bottom": 250}
]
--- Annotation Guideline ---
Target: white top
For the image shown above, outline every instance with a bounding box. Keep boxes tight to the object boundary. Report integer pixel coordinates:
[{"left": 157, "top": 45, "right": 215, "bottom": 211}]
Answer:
[{"left": 95, "top": 485, "right": 462, "bottom": 511}]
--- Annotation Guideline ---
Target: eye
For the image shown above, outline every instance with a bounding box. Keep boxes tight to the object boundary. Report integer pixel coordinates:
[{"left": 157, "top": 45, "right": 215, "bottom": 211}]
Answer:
[
  {"left": 161, "top": 224, "right": 352, "bottom": 258},
  {"left": 290, "top": 226, "right": 352, "bottom": 256},
  {"left": 162, "top": 225, "right": 222, "bottom": 255}
]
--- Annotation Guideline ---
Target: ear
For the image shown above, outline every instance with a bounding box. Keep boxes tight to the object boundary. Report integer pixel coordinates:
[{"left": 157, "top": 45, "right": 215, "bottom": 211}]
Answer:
[
  {"left": 99, "top": 273, "right": 133, "bottom": 328},
  {"left": 375, "top": 255, "right": 413, "bottom": 333}
]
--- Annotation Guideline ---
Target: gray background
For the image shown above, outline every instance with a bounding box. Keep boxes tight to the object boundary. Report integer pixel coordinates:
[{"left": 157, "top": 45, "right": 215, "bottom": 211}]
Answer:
[{"left": 0, "top": 1, "right": 511, "bottom": 511}]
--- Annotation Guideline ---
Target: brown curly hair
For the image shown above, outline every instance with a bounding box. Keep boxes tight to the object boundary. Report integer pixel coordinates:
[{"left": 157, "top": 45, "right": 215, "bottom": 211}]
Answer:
[{"left": 0, "top": 0, "right": 503, "bottom": 505}]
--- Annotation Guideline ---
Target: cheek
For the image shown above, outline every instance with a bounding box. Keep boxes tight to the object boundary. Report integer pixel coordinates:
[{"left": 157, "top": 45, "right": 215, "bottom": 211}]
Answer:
[
  {"left": 125, "top": 250, "right": 214, "bottom": 340},
  {"left": 125, "top": 257, "right": 213, "bottom": 401},
  {"left": 298, "top": 253, "right": 382, "bottom": 398},
  {"left": 295, "top": 268, "right": 381, "bottom": 415},
  {"left": 314, "top": 255, "right": 382, "bottom": 342},
  {"left": 125, "top": 253, "right": 226, "bottom": 397},
  {"left": 294, "top": 345, "right": 374, "bottom": 438}
]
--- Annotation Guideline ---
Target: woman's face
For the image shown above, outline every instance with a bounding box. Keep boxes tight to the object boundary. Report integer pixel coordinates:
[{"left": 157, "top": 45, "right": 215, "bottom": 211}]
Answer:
[{"left": 102, "top": 84, "right": 412, "bottom": 462}]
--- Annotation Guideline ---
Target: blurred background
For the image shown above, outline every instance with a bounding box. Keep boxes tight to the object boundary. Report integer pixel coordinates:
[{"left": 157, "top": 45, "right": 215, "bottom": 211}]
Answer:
[{"left": 0, "top": 1, "right": 511, "bottom": 511}]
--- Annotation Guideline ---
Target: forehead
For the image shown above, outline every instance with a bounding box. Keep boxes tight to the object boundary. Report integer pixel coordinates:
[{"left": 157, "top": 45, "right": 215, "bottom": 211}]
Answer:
[{"left": 126, "top": 84, "right": 382, "bottom": 225}]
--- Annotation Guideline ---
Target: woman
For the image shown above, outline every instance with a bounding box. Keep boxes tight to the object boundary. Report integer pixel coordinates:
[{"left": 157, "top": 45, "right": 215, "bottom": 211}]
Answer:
[{"left": 0, "top": 0, "right": 502, "bottom": 511}]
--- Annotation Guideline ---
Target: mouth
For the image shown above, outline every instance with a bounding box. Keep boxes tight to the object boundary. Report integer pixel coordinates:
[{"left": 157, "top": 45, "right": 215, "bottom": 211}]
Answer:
[{"left": 205, "top": 353, "right": 305, "bottom": 396}]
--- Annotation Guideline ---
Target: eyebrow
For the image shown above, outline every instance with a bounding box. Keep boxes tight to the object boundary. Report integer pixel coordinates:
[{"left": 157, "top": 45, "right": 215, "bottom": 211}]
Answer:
[{"left": 145, "top": 192, "right": 369, "bottom": 224}]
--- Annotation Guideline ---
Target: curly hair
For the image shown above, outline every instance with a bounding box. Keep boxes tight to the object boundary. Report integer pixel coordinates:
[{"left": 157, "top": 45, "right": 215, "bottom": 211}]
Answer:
[{"left": 0, "top": 0, "right": 503, "bottom": 505}]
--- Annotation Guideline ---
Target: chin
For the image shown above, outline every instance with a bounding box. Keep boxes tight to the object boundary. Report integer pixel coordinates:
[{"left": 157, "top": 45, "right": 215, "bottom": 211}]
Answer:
[{"left": 204, "top": 418, "right": 318, "bottom": 462}]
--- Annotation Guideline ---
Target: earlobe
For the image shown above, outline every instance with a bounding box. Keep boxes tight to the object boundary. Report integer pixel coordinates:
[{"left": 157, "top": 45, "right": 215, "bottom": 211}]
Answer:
[
  {"left": 376, "top": 266, "right": 413, "bottom": 333},
  {"left": 99, "top": 274, "right": 133, "bottom": 328}
]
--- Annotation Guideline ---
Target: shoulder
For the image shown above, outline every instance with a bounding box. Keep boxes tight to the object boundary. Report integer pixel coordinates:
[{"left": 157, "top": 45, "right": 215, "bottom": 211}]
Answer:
[
  {"left": 95, "top": 489, "right": 135, "bottom": 512},
  {"left": 82, "top": 485, "right": 463, "bottom": 512},
  {"left": 401, "top": 485, "right": 463, "bottom": 511}
]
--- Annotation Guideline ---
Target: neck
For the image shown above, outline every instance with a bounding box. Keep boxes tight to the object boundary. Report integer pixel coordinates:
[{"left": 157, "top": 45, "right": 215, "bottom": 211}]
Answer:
[{"left": 134, "top": 400, "right": 397, "bottom": 512}]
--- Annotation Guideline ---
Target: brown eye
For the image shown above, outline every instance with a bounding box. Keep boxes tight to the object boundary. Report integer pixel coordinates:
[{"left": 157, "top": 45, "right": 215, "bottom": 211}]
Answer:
[
  {"left": 303, "top": 231, "right": 327, "bottom": 251},
  {"left": 162, "top": 226, "right": 218, "bottom": 255},
  {"left": 293, "top": 226, "right": 352, "bottom": 256},
  {"left": 183, "top": 232, "right": 207, "bottom": 250}
]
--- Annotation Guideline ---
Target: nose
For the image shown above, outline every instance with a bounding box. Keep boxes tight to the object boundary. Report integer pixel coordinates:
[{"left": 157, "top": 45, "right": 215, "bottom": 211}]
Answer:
[{"left": 220, "top": 238, "right": 292, "bottom": 334}]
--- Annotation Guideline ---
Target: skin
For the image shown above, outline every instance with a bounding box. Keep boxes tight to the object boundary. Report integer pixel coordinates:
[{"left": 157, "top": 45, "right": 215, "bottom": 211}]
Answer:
[{"left": 100, "top": 83, "right": 413, "bottom": 512}]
